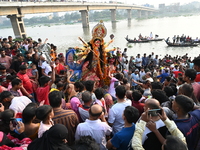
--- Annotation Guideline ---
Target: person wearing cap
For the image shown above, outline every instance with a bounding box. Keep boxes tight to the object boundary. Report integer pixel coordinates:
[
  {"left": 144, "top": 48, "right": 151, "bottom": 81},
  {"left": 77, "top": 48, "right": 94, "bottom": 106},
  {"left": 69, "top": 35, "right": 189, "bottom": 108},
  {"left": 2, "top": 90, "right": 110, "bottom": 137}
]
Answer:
[{"left": 131, "top": 69, "right": 140, "bottom": 90}]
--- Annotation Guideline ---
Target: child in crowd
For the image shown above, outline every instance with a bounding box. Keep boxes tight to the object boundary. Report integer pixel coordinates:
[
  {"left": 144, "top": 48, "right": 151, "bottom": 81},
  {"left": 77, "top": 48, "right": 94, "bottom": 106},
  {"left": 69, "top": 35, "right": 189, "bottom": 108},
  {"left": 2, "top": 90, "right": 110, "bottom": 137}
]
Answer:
[
  {"left": 9, "top": 78, "right": 23, "bottom": 97},
  {"left": 35, "top": 105, "right": 54, "bottom": 138},
  {"left": 31, "top": 64, "right": 38, "bottom": 81}
]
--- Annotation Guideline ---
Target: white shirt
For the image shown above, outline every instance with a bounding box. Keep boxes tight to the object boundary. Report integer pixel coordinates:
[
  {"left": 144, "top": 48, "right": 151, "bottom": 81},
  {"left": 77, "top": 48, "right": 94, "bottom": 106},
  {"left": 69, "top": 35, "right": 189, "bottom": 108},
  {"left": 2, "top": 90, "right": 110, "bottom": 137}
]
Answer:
[
  {"left": 38, "top": 120, "right": 53, "bottom": 138},
  {"left": 75, "top": 119, "right": 112, "bottom": 150},
  {"left": 108, "top": 100, "right": 131, "bottom": 134},
  {"left": 41, "top": 61, "right": 52, "bottom": 75},
  {"left": 135, "top": 57, "right": 142, "bottom": 67},
  {"left": 9, "top": 96, "right": 32, "bottom": 114}
]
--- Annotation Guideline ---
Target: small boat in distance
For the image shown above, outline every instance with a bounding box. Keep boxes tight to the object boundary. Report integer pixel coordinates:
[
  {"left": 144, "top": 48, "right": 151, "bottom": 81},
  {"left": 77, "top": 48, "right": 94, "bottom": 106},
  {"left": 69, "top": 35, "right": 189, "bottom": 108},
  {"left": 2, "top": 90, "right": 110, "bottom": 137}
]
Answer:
[
  {"left": 125, "top": 35, "right": 163, "bottom": 43},
  {"left": 165, "top": 39, "right": 198, "bottom": 47},
  {"left": 125, "top": 37, "right": 149, "bottom": 43}
]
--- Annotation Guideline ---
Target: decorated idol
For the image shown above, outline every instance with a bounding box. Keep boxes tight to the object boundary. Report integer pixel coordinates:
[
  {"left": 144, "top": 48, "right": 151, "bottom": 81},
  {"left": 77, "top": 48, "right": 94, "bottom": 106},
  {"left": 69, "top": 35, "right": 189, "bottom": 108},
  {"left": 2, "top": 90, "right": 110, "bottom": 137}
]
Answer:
[{"left": 66, "top": 21, "right": 116, "bottom": 86}]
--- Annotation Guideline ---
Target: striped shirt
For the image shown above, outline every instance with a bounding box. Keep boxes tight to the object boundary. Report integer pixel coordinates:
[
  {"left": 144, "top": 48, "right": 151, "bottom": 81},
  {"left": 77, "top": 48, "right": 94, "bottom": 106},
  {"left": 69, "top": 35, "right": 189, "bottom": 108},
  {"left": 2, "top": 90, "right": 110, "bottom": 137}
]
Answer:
[{"left": 52, "top": 108, "right": 79, "bottom": 146}]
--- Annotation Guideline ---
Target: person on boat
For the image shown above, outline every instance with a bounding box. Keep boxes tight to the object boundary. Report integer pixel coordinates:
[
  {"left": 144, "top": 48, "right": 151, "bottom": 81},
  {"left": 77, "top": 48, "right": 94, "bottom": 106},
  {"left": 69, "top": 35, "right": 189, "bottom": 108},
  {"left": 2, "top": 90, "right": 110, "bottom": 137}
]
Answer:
[
  {"left": 150, "top": 32, "right": 153, "bottom": 39},
  {"left": 75, "top": 21, "right": 116, "bottom": 86},
  {"left": 172, "top": 35, "right": 176, "bottom": 44},
  {"left": 176, "top": 35, "right": 180, "bottom": 43},
  {"left": 139, "top": 34, "right": 143, "bottom": 40}
]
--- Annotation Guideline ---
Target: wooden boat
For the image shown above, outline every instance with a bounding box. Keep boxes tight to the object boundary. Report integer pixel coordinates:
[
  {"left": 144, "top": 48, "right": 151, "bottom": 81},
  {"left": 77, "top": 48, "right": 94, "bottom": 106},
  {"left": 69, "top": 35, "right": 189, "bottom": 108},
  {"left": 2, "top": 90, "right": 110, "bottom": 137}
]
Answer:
[
  {"left": 125, "top": 37, "right": 149, "bottom": 43},
  {"left": 149, "top": 38, "right": 163, "bottom": 42},
  {"left": 165, "top": 40, "right": 198, "bottom": 47}
]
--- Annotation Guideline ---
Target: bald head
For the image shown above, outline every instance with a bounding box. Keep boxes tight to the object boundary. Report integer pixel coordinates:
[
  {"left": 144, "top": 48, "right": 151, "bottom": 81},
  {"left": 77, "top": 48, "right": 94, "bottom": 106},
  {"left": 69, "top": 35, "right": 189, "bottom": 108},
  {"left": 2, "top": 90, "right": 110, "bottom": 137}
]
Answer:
[
  {"left": 126, "top": 90, "right": 133, "bottom": 100},
  {"left": 145, "top": 98, "right": 160, "bottom": 110},
  {"left": 89, "top": 104, "right": 103, "bottom": 118}
]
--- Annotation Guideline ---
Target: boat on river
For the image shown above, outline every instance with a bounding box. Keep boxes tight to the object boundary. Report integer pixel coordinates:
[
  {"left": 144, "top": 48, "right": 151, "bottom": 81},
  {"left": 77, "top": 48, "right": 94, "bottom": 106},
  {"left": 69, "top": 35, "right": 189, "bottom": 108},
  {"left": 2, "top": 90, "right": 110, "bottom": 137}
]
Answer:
[
  {"left": 125, "top": 35, "right": 163, "bottom": 43},
  {"left": 125, "top": 37, "right": 149, "bottom": 43},
  {"left": 165, "top": 40, "right": 199, "bottom": 47}
]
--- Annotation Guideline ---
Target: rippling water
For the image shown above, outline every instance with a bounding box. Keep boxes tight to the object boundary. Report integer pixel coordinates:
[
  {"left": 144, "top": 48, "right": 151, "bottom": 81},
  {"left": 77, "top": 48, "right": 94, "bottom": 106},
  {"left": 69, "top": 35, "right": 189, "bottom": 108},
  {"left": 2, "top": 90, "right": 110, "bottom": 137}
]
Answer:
[{"left": 1, "top": 15, "right": 200, "bottom": 59}]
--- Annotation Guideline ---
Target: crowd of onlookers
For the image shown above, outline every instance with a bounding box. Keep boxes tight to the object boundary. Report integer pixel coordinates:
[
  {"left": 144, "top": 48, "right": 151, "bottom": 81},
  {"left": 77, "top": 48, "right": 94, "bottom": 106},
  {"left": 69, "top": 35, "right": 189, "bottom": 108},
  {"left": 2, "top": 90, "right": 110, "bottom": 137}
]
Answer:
[{"left": 0, "top": 35, "right": 200, "bottom": 150}]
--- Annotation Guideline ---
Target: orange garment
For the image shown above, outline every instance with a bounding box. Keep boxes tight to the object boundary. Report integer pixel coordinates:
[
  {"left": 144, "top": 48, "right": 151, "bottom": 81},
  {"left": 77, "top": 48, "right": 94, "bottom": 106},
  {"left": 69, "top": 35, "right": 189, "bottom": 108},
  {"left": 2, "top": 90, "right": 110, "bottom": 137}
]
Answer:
[{"left": 50, "top": 49, "right": 57, "bottom": 61}]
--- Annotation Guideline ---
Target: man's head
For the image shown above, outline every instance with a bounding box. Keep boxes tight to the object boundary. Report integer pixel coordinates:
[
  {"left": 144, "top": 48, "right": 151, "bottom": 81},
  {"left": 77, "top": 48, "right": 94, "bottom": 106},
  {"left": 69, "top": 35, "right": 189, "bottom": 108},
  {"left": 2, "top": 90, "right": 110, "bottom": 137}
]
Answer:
[
  {"left": 132, "top": 90, "right": 142, "bottom": 102},
  {"left": 172, "top": 95, "right": 194, "bottom": 114},
  {"left": 0, "top": 91, "right": 14, "bottom": 110},
  {"left": 19, "top": 65, "right": 27, "bottom": 74},
  {"left": 126, "top": 90, "right": 133, "bottom": 100},
  {"left": 84, "top": 80, "right": 95, "bottom": 92},
  {"left": 39, "top": 76, "right": 50, "bottom": 87},
  {"left": 162, "top": 135, "right": 187, "bottom": 150},
  {"left": 123, "top": 106, "right": 139, "bottom": 124},
  {"left": 89, "top": 104, "right": 103, "bottom": 120},
  {"left": 82, "top": 91, "right": 92, "bottom": 104},
  {"left": 193, "top": 56, "right": 200, "bottom": 72},
  {"left": 49, "top": 91, "right": 62, "bottom": 108},
  {"left": 0, "top": 48, "right": 5, "bottom": 57},
  {"left": 11, "top": 78, "right": 22, "bottom": 90},
  {"left": 144, "top": 98, "right": 160, "bottom": 111},
  {"left": 115, "top": 85, "right": 126, "bottom": 100},
  {"left": 184, "top": 69, "right": 197, "bottom": 82}
]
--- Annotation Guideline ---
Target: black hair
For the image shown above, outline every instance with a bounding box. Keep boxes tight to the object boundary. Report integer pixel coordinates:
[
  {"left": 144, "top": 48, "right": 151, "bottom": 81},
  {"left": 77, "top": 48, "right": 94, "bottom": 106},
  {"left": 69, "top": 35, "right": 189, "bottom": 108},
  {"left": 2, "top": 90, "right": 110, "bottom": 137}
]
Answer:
[
  {"left": 11, "top": 78, "right": 22, "bottom": 87},
  {"left": 94, "top": 88, "right": 104, "bottom": 100},
  {"left": 132, "top": 90, "right": 142, "bottom": 102},
  {"left": 0, "top": 109, "right": 15, "bottom": 134},
  {"left": 49, "top": 91, "right": 62, "bottom": 108},
  {"left": 57, "top": 82, "right": 64, "bottom": 89},
  {"left": 82, "top": 91, "right": 92, "bottom": 103},
  {"left": 0, "top": 64, "right": 6, "bottom": 70},
  {"left": 19, "top": 65, "right": 27, "bottom": 71},
  {"left": 115, "top": 85, "right": 126, "bottom": 99},
  {"left": 163, "top": 135, "right": 187, "bottom": 150},
  {"left": 74, "top": 81, "right": 85, "bottom": 92},
  {"left": 164, "top": 86, "right": 174, "bottom": 97},
  {"left": 114, "top": 73, "right": 123, "bottom": 81},
  {"left": 39, "top": 76, "right": 50, "bottom": 86},
  {"left": 151, "top": 82, "right": 163, "bottom": 90},
  {"left": 124, "top": 106, "right": 139, "bottom": 124},
  {"left": 184, "top": 69, "right": 197, "bottom": 81},
  {"left": 22, "top": 103, "right": 38, "bottom": 124},
  {"left": 0, "top": 91, "right": 12, "bottom": 102},
  {"left": 84, "top": 80, "right": 94, "bottom": 92},
  {"left": 122, "top": 78, "right": 128, "bottom": 84},
  {"left": 193, "top": 56, "right": 200, "bottom": 67},
  {"left": 165, "top": 76, "right": 171, "bottom": 82},
  {"left": 175, "top": 95, "right": 194, "bottom": 113},
  {"left": 151, "top": 89, "right": 169, "bottom": 104},
  {"left": 74, "top": 136, "right": 100, "bottom": 150},
  {"left": 16, "top": 53, "right": 23, "bottom": 58},
  {"left": 35, "top": 105, "right": 52, "bottom": 121}
]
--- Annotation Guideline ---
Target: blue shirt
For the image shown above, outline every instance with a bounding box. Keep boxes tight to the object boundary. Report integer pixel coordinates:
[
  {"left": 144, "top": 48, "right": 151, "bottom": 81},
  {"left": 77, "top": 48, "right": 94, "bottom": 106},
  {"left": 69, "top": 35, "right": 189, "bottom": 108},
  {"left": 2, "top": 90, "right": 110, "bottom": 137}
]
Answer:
[
  {"left": 157, "top": 73, "right": 169, "bottom": 83},
  {"left": 111, "top": 124, "right": 135, "bottom": 150},
  {"left": 174, "top": 109, "right": 200, "bottom": 150},
  {"left": 131, "top": 73, "right": 139, "bottom": 86}
]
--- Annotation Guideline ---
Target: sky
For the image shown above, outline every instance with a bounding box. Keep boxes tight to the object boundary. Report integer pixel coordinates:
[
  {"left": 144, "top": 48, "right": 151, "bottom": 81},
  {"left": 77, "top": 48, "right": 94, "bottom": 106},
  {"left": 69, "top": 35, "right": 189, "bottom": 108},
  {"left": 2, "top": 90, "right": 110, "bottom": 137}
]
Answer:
[{"left": 126, "top": 0, "right": 200, "bottom": 6}]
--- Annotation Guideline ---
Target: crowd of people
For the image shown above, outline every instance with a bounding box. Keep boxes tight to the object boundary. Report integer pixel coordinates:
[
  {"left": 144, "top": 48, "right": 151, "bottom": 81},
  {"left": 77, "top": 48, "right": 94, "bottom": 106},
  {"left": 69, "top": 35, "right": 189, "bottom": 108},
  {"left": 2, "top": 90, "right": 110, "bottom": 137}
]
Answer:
[{"left": 1, "top": 33, "right": 200, "bottom": 150}]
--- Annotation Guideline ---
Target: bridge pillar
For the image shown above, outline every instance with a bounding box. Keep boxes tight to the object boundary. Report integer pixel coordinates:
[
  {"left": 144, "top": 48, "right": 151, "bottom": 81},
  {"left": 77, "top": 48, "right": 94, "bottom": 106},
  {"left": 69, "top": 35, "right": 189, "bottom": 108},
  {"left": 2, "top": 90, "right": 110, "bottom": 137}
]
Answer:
[
  {"left": 110, "top": 9, "right": 117, "bottom": 29},
  {"left": 80, "top": 10, "right": 89, "bottom": 28},
  {"left": 143, "top": 11, "right": 148, "bottom": 18},
  {"left": 137, "top": 10, "right": 141, "bottom": 19},
  {"left": 127, "top": 9, "right": 132, "bottom": 27},
  {"left": 7, "top": 14, "right": 26, "bottom": 39}
]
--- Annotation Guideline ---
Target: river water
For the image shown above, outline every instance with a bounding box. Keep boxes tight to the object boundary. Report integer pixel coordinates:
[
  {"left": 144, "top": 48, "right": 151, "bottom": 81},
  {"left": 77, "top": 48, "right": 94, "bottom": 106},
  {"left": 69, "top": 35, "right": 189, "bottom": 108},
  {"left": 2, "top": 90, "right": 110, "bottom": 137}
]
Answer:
[{"left": 1, "top": 15, "right": 200, "bottom": 59}]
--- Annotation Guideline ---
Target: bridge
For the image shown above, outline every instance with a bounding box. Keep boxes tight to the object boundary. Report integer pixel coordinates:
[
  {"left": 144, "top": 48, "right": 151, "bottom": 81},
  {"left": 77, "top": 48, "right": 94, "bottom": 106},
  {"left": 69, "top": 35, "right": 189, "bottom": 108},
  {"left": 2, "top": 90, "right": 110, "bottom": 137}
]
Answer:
[{"left": 0, "top": 2, "right": 158, "bottom": 38}]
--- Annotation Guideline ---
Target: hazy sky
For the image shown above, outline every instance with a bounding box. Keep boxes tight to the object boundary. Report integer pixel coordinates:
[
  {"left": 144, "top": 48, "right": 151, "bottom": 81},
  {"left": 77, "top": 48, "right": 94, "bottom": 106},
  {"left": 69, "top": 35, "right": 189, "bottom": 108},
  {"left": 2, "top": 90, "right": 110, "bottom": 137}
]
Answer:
[{"left": 126, "top": 0, "right": 200, "bottom": 6}]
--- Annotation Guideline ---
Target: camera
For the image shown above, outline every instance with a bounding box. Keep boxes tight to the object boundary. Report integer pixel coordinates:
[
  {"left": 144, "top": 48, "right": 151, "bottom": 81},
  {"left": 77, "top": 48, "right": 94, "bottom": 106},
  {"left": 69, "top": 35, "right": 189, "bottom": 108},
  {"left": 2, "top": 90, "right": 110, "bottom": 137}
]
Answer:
[
  {"left": 148, "top": 109, "right": 162, "bottom": 116},
  {"left": 10, "top": 118, "right": 22, "bottom": 127}
]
